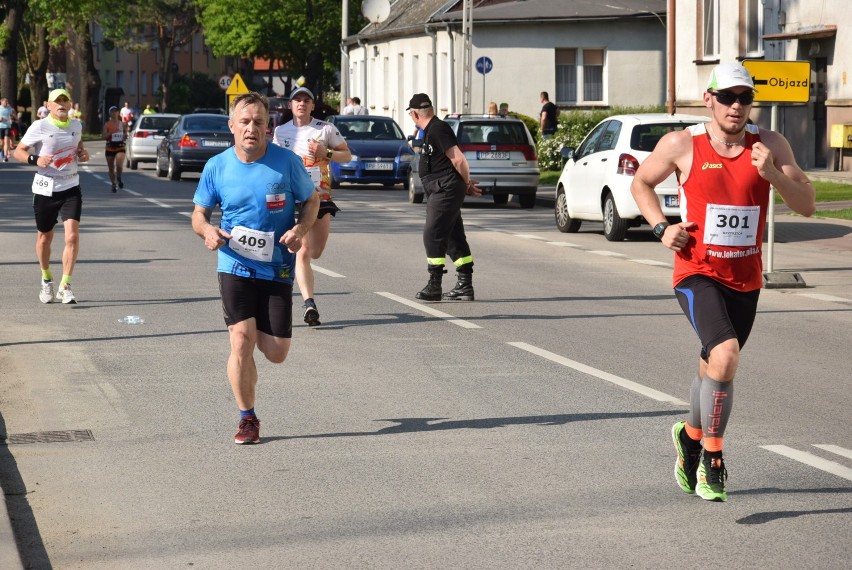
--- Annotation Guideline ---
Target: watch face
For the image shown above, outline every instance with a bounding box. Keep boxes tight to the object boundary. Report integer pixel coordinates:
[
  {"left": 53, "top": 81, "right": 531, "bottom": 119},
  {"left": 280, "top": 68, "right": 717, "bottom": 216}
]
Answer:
[{"left": 654, "top": 223, "right": 667, "bottom": 238}]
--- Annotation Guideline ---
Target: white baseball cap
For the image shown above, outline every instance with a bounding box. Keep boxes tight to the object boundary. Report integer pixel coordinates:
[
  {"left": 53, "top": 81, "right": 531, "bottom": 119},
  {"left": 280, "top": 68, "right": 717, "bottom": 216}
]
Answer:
[{"left": 707, "top": 63, "right": 757, "bottom": 91}]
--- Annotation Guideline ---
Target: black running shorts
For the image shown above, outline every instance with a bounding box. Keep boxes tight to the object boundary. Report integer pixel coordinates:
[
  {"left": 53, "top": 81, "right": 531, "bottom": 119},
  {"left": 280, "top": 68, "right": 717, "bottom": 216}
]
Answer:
[
  {"left": 674, "top": 274, "right": 760, "bottom": 362},
  {"left": 218, "top": 273, "right": 293, "bottom": 338},
  {"left": 33, "top": 185, "right": 83, "bottom": 233}
]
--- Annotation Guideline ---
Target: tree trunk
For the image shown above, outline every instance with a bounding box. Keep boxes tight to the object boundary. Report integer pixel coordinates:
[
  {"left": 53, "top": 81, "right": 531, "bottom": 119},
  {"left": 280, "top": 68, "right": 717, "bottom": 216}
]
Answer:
[
  {"left": 0, "top": 1, "right": 26, "bottom": 107},
  {"left": 68, "top": 22, "right": 102, "bottom": 134}
]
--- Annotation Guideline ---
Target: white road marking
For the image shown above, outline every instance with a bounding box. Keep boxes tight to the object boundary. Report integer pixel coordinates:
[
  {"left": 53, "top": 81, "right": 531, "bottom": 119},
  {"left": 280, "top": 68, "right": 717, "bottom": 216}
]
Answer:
[
  {"left": 797, "top": 293, "right": 852, "bottom": 304},
  {"left": 146, "top": 198, "right": 173, "bottom": 208},
  {"left": 515, "top": 234, "right": 549, "bottom": 241},
  {"left": 546, "top": 241, "right": 580, "bottom": 248},
  {"left": 813, "top": 444, "right": 852, "bottom": 461},
  {"left": 313, "top": 265, "right": 346, "bottom": 278},
  {"left": 376, "top": 292, "right": 482, "bottom": 329},
  {"left": 761, "top": 445, "right": 852, "bottom": 481},
  {"left": 631, "top": 259, "right": 671, "bottom": 267},
  {"left": 508, "top": 342, "right": 687, "bottom": 405},
  {"left": 588, "top": 250, "right": 626, "bottom": 258}
]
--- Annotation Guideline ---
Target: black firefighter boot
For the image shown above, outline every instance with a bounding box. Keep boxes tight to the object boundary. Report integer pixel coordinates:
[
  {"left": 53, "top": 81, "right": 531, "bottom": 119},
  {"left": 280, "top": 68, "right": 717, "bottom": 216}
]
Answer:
[
  {"left": 415, "top": 265, "right": 446, "bottom": 301},
  {"left": 442, "top": 270, "right": 474, "bottom": 301}
]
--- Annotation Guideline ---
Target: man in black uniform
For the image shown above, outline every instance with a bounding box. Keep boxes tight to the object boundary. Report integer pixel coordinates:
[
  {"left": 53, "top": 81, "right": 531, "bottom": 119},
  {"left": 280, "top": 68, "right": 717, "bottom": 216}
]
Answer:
[{"left": 407, "top": 93, "right": 481, "bottom": 301}]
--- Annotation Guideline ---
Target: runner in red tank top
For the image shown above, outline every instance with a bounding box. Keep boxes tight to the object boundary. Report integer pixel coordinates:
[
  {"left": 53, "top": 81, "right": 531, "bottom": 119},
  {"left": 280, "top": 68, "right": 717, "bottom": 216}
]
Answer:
[{"left": 630, "top": 63, "right": 815, "bottom": 502}]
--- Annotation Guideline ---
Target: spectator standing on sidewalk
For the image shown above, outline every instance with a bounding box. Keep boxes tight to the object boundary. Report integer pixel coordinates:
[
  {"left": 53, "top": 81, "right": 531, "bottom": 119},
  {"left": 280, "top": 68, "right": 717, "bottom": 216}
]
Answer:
[
  {"left": 630, "top": 62, "right": 815, "bottom": 502},
  {"left": 191, "top": 92, "right": 318, "bottom": 444},
  {"left": 13, "top": 88, "right": 91, "bottom": 304}
]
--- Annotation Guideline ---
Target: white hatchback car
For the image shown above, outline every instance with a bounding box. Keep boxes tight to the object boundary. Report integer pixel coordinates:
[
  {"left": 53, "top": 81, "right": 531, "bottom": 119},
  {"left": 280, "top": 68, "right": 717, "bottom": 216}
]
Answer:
[
  {"left": 554, "top": 113, "right": 708, "bottom": 241},
  {"left": 125, "top": 113, "right": 180, "bottom": 170}
]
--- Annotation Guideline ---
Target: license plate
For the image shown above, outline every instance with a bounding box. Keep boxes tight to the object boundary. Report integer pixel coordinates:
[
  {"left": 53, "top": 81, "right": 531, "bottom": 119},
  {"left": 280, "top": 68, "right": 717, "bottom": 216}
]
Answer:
[
  {"left": 202, "top": 140, "right": 230, "bottom": 148},
  {"left": 364, "top": 162, "right": 393, "bottom": 170},
  {"left": 665, "top": 195, "right": 680, "bottom": 207},
  {"left": 477, "top": 151, "right": 509, "bottom": 160}
]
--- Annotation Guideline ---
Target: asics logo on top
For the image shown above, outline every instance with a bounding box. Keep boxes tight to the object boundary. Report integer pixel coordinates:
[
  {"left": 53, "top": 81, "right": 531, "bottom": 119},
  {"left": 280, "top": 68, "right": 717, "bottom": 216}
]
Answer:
[{"left": 702, "top": 162, "right": 723, "bottom": 170}]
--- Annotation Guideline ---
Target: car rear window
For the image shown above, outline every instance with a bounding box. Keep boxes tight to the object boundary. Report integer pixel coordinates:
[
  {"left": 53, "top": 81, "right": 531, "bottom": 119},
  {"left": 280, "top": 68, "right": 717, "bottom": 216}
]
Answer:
[
  {"left": 184, "top": 117, "right": 231, "bottom": 133},
  {"left": 456, "top": 122, "right": 529, "bottom": 145},
  {"left": 630, "top": 123, "right": 696, "bottom": 152},
  {"left": 140, "top": 117, "right": 178, "bottom": 131}
]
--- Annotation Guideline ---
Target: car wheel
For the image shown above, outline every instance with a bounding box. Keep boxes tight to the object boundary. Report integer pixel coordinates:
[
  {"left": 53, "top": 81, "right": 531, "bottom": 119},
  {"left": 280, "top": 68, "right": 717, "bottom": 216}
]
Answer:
[
  {"left": 518, "top": 192, "right": 536, "bottom": 209},
  {"left": 167, "top": 156, "right": 181, "bottom": 181},
  {"left": 408, "top": 172, "right": 423, "bottom": 203},
  {"left": 129, "top": 152, "right": 138, "bottom": 170},
  {"left": 603, "top": 192, "right": 629, "bottom": 241},
  {"left": 555, "top": 187, "right": 581, "bottom": 233},
  {"left": 330, "top": 173, "right": 340, "bottom": 189},
  {"left": 155, "top": 155, "right": 167, "bottom": 178},
  {"left": 493, "top": 194, "right": 509, "bottom": 205}
]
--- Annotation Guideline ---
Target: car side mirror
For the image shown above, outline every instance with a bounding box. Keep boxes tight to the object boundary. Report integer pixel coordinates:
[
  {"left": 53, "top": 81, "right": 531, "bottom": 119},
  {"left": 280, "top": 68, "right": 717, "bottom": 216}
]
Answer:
[{"left": 561, "top": 147, "right": 575, "bottom": 160}]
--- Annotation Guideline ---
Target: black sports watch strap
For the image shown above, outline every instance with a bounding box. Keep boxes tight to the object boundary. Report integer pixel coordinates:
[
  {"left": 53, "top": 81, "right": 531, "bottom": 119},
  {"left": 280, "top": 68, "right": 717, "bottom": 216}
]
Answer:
[{"left": 653, "top": 222, "right": 670, "bottom": 240}]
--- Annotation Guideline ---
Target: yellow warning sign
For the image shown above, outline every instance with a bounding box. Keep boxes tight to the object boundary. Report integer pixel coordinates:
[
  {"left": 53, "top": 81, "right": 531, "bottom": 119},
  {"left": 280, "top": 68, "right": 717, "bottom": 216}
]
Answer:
[
  {"left": 225, "top": 73, "right": 249, "bottom": 96},
  {"left": 742, "top": 60, "right": 811, "bottom": 103}
]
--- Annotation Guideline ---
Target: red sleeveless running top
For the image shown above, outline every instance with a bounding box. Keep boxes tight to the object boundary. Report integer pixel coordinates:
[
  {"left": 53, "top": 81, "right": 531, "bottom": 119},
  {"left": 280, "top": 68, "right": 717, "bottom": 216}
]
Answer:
[{"left": 673, "top": 123, "right": 770, "bottom": 292}]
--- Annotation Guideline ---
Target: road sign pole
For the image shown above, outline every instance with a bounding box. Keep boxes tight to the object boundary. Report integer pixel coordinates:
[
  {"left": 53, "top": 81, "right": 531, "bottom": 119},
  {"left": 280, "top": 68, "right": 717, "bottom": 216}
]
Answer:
[
  {"left": 767, "top": 104, "right": 778, "bottom": 273},
  {"left": 482, "top": 74, "right": 486, "bottom": 114}
]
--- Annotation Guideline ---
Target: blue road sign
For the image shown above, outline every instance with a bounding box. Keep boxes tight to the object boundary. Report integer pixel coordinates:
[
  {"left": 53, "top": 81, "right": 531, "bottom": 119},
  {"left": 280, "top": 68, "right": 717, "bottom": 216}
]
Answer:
[{"left": 476, "top": 56, "right": 493, "bottom": 75}]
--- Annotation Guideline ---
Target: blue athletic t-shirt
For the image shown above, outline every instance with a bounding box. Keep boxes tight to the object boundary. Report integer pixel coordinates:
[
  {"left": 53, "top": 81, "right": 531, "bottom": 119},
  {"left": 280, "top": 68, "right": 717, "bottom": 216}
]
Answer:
[{"left": 193, "top": 144, "right": 315, "bottom": 282}]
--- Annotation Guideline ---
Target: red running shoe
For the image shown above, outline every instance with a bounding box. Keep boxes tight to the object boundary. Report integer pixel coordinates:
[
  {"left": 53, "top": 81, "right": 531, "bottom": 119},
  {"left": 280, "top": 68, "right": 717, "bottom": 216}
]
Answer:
[{"left": 234, "top": 415, "right": 260, "bottom": 444}]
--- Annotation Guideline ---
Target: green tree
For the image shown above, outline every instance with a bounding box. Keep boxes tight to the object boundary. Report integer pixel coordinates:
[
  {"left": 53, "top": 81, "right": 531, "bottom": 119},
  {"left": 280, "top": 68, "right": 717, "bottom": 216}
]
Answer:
[
  {"left": 99, "top": 1, "right": 201, "bottom": 112},
  {"left": 198, "top": 0, "right": 366, "bottom": 103}
]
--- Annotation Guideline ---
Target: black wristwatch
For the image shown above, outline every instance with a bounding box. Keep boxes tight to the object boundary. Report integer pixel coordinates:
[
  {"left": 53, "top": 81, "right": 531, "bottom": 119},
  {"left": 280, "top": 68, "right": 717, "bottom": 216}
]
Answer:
[
  {"left": 653, "top": 222, "right": 669, "bottom": 240},
  {"left": 326, "top": 148, "right": 334, "bottom": 159}
]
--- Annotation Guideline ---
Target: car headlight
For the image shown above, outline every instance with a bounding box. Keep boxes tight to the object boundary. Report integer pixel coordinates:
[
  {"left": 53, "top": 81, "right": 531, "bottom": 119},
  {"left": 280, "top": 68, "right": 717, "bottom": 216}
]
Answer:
[
  {"left": 348, "top": 154, "right": 359, "bottom": 162},
  {"left": 399, "top": 154, "right": 413, "bottom": 163}
]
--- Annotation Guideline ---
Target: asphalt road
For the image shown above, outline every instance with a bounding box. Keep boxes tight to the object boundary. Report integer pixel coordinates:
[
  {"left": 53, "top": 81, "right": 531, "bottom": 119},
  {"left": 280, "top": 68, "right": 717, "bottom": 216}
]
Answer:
[{"left": 1, "top": 154, "right": 850, "bottom": 569}]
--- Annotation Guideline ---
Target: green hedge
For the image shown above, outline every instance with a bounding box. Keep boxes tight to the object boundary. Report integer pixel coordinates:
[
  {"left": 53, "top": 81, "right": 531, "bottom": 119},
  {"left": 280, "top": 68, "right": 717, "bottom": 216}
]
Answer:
[{"left": 536, "top": 105, "right": 666, "bottom": 171}]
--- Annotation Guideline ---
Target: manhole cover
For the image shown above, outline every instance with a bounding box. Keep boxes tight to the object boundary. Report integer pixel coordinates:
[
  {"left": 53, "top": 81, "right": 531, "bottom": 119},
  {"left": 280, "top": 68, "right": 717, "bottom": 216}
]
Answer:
[{"left": 1, "top": 430, "right": 95, "bottom": 445}]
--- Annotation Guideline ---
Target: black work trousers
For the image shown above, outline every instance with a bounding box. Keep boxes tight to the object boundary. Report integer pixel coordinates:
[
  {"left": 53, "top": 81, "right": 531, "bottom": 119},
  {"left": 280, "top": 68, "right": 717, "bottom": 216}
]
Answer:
[{"left": 421, "top": 170, "right": 471, "bottom": 265}]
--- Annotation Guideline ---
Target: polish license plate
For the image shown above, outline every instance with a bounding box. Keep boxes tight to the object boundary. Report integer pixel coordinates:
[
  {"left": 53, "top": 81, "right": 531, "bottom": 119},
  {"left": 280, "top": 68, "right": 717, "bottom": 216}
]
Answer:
[
  {"left": 477, "top": 151, "right": 509, "bottom": 160},
  {"left": 665, "top": 195, "right": 680, "bottom": 207},
  {"left": 202, "top": 140, "right": 231, "bottom": 148},
  {"left": 364, "top": 162, "right": 393, "bottom": 170}
]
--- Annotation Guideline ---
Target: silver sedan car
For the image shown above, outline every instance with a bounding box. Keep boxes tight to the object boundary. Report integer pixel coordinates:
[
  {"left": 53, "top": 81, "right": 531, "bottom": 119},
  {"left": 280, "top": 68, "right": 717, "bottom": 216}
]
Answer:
[{"left": 125, "top": 113, "right": 180, "bottom": 170}]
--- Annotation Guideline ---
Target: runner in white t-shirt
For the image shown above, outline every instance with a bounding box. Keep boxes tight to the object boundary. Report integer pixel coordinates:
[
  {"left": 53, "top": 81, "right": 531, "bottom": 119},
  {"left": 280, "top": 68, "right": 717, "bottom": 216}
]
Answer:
[
  {"left": 14, "top": 88, "right": 91, "bottom": 305},
  {"left": 272, "top": 87, "right": 351, "bottom": 326}
]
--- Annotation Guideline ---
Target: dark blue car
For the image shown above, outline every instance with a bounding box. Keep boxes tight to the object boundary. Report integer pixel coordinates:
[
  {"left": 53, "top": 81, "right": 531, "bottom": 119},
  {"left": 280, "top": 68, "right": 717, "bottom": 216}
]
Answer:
[{"left": 326, "top": 116, "right": 414, "bottom": 189}]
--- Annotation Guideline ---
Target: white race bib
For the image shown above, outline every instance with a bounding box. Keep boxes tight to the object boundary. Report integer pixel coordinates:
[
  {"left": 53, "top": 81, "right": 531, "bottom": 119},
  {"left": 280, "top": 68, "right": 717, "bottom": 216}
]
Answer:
[
  {"left": 32, "top": 173, "right": 55, "bottom": 196},
  {"left": 111, "top": 132, "right": 124, "bottom": 142},
  {"left": 306, "top": 166, "right": 321, "bottom": 187},
  {"left": 228, "top": 226, "right": 275, "bottom": 262},
  {"left": 704, "top": 204, "right": 760, "bottom": 247}
]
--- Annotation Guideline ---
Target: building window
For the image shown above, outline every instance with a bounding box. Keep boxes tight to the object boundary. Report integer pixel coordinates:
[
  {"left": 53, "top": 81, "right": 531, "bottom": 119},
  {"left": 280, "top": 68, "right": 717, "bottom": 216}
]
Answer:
[
  {"left": 702, "top": 0, "right": 720, "bottom": 59},
  {"left": 745, "top": 0, "right": 764, "bottom": 55},
  {"left": 152, "top": 72, "right": 160, "bottom": 97},
  {"left": 555, "top": 48, "right": 605, "bottom": 104},
  {"left": 129, "top": 70, "right": 136, "bottom": 96},
  {"left": 116, "top": 70, "right": 124, "bottom": 92}
]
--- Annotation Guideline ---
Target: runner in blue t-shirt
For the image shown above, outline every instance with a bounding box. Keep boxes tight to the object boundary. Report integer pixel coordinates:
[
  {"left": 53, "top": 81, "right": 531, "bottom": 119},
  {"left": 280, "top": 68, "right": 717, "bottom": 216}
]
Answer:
[{"left": 191, "top": 92, "right": 318, "bottom": 445}]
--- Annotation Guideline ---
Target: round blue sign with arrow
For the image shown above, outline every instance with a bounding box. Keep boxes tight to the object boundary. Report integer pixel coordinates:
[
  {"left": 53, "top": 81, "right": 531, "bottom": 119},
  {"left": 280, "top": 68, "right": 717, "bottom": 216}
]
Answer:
[{"left": 476, "top": 56, "right": 493, "bottom": 75}]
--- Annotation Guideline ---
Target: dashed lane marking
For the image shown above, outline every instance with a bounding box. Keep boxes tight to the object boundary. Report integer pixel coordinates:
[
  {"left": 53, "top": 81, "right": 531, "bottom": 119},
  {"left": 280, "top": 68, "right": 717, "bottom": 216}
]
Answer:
[
  {"left": 376, "top": 292, "right": 482, "bottom": 329},
  {"left": 761, "top": 445, "right": 852, "bottom": 481},
  {"left": 313, "top": 265, "right": 346, "bottom": 278},
  {"left": 508, "top": 342, "right": 687, "bottom": 405},
  {"left": 588, "top": 250, "right": 627, "bottom": 258},
  {"left": 813, "top": 444, "right": 852, "bottom": 461},
  {"left": 546, "top": 241, "right": 580, "bottom": 248},
  {"left": 631, "top": 259, "right": 672, "bottom": 267},
  {"left": 796, "top": 293, "right": 852, "bottom": 304}
]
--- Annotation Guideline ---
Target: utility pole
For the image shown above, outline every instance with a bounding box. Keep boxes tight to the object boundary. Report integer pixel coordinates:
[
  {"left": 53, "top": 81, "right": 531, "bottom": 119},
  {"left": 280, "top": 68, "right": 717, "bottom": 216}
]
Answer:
[
  {"left": 340, "top": 0, "right": 349, "bottom": 113},
  {"left": 461, "top": 0, "right": 473, "bottom": 113}
]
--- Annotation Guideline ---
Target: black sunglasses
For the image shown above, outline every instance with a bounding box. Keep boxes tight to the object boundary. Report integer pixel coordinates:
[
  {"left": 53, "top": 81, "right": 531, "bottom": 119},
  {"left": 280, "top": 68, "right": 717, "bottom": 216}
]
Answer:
[{"left": 708, "top": 90, "right": 755, "bottom": 106}]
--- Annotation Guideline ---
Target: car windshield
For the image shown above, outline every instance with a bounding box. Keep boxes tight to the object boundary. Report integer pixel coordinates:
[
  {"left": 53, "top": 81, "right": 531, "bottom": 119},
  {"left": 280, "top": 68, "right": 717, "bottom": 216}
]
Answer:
[
  {"left": 630, "top": 123, "right": 696, "bottom": 152},
  {"left": 456, "top": 122, "right": 528, "bottom": 145},
  {"left": 335, "top": 119, "right": 404, "bottom": 141},
  {"left": 140, "top": 117, "right": 178, "bottom": 131},
  {"left": 183, "top": 117, "right": 231, "bottom": 133}
]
